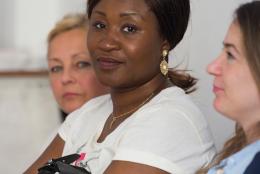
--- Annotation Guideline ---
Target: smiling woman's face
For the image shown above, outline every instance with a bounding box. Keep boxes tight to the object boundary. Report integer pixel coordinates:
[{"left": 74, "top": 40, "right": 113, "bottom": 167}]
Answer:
[
  {"left": 207, "top": 21, "right": 260, "bottom": 126},
  {"left": 87, "top": 0, "right": 168, "bottom": 89}
]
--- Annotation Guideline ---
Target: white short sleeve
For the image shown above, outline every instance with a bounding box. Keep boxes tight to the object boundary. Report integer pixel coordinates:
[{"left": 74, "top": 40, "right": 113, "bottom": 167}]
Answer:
[{"left": 113, "top": 102, "right": 214, "bottom": 173}]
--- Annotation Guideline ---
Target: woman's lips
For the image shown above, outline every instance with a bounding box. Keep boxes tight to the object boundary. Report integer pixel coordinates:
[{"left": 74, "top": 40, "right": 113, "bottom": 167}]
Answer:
[
  {"left": 213, "top": 85, "right": 223, "bottom": 93},
  {"left": 63, "top": 92, "right": 80, "bottom": 99},
  {"left": 96, "top": 57, "right": 123, "bottom": 70}
]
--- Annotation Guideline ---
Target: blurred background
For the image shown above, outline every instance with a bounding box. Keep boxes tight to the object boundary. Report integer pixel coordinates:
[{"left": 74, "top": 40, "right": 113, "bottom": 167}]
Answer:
[
  {"left": 0, "top": 0, "right": 250, "bottom": 173},
  {"left": 0, "top": 0, "right": 85, "bottom": 173}
]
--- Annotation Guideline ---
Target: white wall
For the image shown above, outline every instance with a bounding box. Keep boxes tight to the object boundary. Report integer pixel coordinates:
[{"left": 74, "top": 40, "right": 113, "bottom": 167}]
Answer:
[
  {"left": 17, "top": 0, "right": 86, "bottom": 58},
  {"left": 0, "top": 0, "right": 86, "bottom": 58},
  {"left": 188, "top": 0, "right": 237, "bottom": 151},
  {"left": 0, "top": 0, "right": 15, "bottom": 48}
]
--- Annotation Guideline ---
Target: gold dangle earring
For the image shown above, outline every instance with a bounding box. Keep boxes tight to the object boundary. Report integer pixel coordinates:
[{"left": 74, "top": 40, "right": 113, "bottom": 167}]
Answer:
[{"left": 160, "top": 50, "right": 169, "bottom": 76}]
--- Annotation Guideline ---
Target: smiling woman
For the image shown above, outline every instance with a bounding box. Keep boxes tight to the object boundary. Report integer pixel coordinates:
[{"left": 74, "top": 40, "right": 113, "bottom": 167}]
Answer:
[
  {"left": 25, "top": 0, "right": 215, "bottom": 174},
  {"left": 196, "top": 1, "right": 260, "bottom": 174}
]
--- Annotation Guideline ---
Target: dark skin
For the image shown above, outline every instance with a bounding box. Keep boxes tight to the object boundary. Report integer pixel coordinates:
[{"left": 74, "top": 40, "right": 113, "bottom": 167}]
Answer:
[
  {"left": 87, "top": 0, "right": 171, "bottom": 173},
  {"left": 24, "top": 135, "right": 64, "bottom": 174},
  {"left": 25, "top": 0, "right": 171, "bottom": 173},
  {"left": 98, "top": 77, "right": 170, "bottom": 143}
]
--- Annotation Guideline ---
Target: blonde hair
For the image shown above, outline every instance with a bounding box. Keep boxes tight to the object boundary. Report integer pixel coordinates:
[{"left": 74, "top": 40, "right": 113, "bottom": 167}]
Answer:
[{"left": 47, "top": 13, "right": 88, "bottom": 44}]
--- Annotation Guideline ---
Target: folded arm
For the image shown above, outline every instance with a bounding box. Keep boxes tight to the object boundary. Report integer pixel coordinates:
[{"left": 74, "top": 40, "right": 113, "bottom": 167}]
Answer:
[{"left": 24, "top": 134, "right": 65, "bottom": 174}]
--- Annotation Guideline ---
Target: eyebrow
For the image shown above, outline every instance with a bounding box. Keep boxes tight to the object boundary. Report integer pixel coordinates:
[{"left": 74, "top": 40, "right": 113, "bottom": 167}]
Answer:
[
  {"left": 48, "top": 57, "right": 61, "bottom": 62},
  {"left": 93, "top": 10, "right": 144, "bottom": 20},
  {"left": 120, "top": 11, "right": 144, "bottom": 20},
  {"left": 223, "top": 42, "right": 241, "bottom": 55},
  {"left": 93, "top": 10, "right": 106, "bottom": 17},
  {"left": 48, "top": 52, "right": 87, "bottom": 61},
  {"left": 71, "top": 52, "right": 88, "bottom": 59}
]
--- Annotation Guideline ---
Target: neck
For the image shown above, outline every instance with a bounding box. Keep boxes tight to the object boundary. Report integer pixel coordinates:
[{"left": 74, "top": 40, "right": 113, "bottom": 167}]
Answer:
[
  {"left": 238, "top": 108, "right": 260, "bottom": 144},
  {"left": 244, "top": 122, "right": 260, "bottom": 144},
  {"left": 110, "top": 74, "right": 168, "bottom": 115}
]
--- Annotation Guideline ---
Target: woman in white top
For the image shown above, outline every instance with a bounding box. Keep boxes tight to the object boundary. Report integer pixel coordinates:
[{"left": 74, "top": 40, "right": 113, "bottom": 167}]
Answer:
[{"left": 25, "top": 0, "right": 215, "bottom": 173}]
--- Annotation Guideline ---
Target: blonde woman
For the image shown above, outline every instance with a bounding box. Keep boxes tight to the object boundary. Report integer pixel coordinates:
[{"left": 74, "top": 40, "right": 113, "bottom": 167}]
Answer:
[
  {"left": 47, "top": 13, "right": 109, "bottom": 114},
  {"left": 25, "top": 13, "right": 109, "bottom": 173}
]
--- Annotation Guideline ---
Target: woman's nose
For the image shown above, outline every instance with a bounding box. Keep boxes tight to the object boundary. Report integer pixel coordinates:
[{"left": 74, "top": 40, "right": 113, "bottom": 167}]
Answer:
[
  {"left": 207, "top": 54, "right": 223, "bottom": 76},
  {"left": 98, "top": 28, "right": 120, "bottom": 51},
  {"left": 61, "top": 69, "right": 76, "bottom": 85}
]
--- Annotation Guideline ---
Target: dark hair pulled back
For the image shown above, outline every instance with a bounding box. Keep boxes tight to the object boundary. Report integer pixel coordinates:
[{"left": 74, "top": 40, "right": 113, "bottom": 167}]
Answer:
[{"left": 87, "top": 0, "right": 196, "bottom": 93}]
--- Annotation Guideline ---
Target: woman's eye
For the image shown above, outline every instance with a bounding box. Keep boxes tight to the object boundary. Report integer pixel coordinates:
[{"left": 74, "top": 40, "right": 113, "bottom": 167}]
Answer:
[
  {"left": 77, "top": 61, "right": 91, "bottom": 69},
  {"left": 122, "top": 24, "right": 138, "bottom": 33},
  {"left": 226, "top": 51, "right": 235, "bottom": 62},
  {"left": 50, "top": 66, "right": 63, "bottom": 73},
  {"left": 93, "top": 21, "right": 106, "bottom": 29}
]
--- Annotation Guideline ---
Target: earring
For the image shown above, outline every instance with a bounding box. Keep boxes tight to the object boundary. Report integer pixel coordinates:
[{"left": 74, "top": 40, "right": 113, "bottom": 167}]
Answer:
[{"left": 160, "top": 50, "right": 168, "bottom": 76}]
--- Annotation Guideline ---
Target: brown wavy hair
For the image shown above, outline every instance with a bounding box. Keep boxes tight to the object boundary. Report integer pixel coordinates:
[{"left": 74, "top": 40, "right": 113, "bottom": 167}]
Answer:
[
  {"left": 196, "top": 1, "right": 260, "bottom": 173},
  {"left": 196, "top": 124, "right": 247, "bottom": 173}
]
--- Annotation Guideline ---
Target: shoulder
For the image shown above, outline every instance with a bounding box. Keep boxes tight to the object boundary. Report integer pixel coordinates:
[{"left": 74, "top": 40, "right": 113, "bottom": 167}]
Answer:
[
  {"left": 78, "top": 94, "right": 111, "bottom": 113},
  {"left": 113, "top": 87, "right": 215, "bottom": 173},
  {"left": 148, "top": 86, "right": 202, "bottom": 113},
  {"left": 126, "top": 86, "right": 215, "bottom": 154},
  {"left": 135, "top": 86, "right": 208, "bottom": 130},
  {"left": 215, "top": 140, "right": 260, "bottom": 174},
  {"left": 119, "top": 86, "right": 213, "bottom": 150},
  {"left": 58, "top": 94, "right": 111, "bottom": 141}
]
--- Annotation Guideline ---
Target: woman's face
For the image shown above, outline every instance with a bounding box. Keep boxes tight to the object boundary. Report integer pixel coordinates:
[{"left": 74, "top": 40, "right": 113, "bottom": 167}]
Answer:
[
  {"left": 207, "top": 22, "right": 260, "bottom": 126},
  {"left": 48, "top": 28, "right": 109, "bottom": 113},
  {"left": 87, "top": 0, "right": 168, "bottom": 89}
]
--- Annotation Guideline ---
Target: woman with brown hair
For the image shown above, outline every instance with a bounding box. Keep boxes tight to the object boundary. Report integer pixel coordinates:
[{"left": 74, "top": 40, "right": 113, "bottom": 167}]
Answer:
[{"left": 197, "top": 1, "right": 260, "bottom": 174}]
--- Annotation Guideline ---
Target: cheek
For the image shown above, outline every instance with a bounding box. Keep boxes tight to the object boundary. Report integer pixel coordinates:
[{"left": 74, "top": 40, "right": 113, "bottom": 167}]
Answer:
[
  {"left": 239, "top": 78, "right": 260, "bottom": 107},
  {"left": 49, "top": 76, "right": 62, "bottom": 98},
  {"left": 227, "top": 70, "right": 256, "bottom": 100},
  {"left": 77, "top": 71, "right": 103, "bottom": 93},
  {"left": 217, "top": 72, "right": 260, "bottom": 116},
  {"left": 126, "top": 40, "right": 161, "bottom": 69}
]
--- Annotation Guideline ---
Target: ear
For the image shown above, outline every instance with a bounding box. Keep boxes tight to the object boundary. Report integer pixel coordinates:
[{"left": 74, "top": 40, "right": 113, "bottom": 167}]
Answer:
[{"left": 161, "top": 39, "right": 170, "bottom": 52}]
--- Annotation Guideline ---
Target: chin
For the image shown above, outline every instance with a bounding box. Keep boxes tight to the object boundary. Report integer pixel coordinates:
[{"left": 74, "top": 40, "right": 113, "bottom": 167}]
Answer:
[
  {"left": 213, "top": 99, "right": 235, "bottom": 120},
  {"left": 62, "top": 104, "right": 81, "bottom": 114},
  {"left": 62, "top": 108, "right": 73, "bottom": 114},
  {"left": 213, "top": 98, "right": 224, "bottom": 113}
]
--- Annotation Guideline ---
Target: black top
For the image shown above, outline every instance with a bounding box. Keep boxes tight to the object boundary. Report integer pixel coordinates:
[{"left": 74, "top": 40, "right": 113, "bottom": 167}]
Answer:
[{"left": 244, "top": 151, "right": 260, "bottom": 174}]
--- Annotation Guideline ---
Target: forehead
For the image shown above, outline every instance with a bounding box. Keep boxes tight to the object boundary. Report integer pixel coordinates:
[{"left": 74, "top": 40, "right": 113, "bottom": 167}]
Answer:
[
  {"left": 92, "top": 0, "right": 151, "bottom": 17},
  {"left": 225, "top": 21, "right": 244, "bottom": 50}
]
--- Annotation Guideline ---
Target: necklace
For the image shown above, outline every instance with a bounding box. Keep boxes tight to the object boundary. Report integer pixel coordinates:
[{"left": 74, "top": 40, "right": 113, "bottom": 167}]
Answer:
[{"left": 109, "top": 92, "right": 154, "bottom": 129}]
